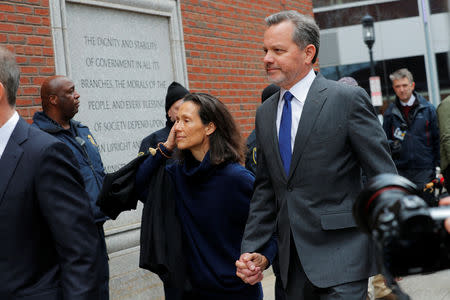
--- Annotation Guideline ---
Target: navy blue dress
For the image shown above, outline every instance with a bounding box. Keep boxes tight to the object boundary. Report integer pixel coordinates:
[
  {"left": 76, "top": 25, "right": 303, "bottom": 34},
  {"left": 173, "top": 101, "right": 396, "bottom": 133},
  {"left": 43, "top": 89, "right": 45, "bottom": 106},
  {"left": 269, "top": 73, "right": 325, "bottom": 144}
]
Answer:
[{"left": 136, "top": 150, "right": 276, "bottom": 300}]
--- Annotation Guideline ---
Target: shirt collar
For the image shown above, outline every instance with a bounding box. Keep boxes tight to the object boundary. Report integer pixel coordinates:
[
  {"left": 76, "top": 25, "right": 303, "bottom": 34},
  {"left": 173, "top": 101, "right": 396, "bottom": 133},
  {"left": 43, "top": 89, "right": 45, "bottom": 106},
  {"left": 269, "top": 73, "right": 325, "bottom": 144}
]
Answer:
[
  {"left": 0, "top": 111, "right": 19, "bottom": 159},
  {"left": 280, "top": 69, "right": 316, "bottom": 103},
  {"left": 399, "top": 94, "right": 416, "bottom": 107}
]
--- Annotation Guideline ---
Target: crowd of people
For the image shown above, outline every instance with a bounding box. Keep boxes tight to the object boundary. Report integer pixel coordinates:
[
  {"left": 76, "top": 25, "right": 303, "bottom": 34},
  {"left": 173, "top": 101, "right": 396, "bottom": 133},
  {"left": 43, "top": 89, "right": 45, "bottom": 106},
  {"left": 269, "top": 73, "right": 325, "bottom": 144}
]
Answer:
[{"left": 1, "top": 8, "right": 449, "bottom": 300}]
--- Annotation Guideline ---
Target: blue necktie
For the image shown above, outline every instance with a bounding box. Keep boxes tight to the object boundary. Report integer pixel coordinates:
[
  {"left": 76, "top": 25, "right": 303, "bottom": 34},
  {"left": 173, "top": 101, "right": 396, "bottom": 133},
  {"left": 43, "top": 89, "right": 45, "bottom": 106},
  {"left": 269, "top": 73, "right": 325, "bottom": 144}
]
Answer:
[{"left": 279, "top": 91, "right": 293, "bottom": 175}]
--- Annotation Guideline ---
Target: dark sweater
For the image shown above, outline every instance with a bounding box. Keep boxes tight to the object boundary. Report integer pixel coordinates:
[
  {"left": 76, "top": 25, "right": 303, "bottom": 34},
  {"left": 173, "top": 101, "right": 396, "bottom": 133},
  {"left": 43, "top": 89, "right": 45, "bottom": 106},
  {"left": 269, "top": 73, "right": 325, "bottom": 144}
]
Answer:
[{"left": 135, "top": 151, "right": 276, "bottom": 300}]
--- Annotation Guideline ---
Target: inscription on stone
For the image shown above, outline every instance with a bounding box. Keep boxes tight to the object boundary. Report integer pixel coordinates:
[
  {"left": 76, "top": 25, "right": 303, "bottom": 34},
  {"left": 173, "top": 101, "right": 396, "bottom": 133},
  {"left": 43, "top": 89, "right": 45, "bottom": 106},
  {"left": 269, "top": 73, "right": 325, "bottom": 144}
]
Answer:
[{"left": 66, "top": 3, "right": 174, "bottom": 172}]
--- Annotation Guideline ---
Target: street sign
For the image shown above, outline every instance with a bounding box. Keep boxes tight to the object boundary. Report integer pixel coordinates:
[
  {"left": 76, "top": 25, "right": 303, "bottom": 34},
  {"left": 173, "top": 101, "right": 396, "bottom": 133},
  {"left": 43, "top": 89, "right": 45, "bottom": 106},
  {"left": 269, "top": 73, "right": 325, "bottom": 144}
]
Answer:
[{"left": 369, "top": 76, "right": 383, "bottom": 106}]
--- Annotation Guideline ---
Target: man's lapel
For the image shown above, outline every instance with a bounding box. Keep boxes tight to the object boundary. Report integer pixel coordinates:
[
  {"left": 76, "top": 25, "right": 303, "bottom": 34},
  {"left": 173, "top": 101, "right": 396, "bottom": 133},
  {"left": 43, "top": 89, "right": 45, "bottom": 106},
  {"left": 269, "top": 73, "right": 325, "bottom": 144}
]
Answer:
[
  {"left": 264, "top": 91, "right": 289, "bottom": 181},
  {"left": 0, "top": 118, "right": 26, "bottom": 205},
  {"left": 288, "top": 74, "right": 328, "bottom": 179}
]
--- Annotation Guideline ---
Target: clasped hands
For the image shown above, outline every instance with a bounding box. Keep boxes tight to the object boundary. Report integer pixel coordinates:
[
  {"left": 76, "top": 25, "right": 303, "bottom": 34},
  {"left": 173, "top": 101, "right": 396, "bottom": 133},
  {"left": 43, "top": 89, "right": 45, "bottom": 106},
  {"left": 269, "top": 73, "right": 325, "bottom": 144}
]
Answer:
[{"left": 235, "top": 252, "right": 269, "bottom": 285}]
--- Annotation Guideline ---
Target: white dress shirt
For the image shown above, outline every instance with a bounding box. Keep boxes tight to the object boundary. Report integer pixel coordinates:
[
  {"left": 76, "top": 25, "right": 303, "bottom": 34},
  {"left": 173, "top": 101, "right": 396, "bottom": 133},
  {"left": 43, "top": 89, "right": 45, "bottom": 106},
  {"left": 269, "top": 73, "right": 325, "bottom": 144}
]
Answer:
[
  {"left": 0, "top": 111, "right": 19, "bottom": 159},
  {"left": 276, "top": 69, "right": 316, "bottom": 152}
]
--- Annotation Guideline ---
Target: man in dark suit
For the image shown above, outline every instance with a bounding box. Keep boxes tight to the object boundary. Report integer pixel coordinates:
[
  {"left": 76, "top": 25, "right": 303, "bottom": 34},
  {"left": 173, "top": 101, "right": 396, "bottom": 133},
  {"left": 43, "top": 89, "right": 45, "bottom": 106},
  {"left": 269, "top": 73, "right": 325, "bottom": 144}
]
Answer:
[
  {"left": 0, "top": 47, "right": 101, "bottom": 299},
  {"left": 245, "top": 83, "right": 286, "bottom": 300},
  {"left": 33, "top": 75, "right": 110, "bottom": 300},
  {"left": 236, "top": 11, "right": 396, "bottom": 300}
]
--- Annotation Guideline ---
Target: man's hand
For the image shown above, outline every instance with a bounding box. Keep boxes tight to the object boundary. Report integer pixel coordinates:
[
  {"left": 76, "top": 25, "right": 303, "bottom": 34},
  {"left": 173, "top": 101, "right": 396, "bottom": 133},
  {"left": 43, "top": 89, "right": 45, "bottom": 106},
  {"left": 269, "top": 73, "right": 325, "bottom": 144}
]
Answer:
[
  {"left": 439, "top": 196, "right": 450, "bottom": 233},
  {"left": 235, "top": 252, "right": 268, "bottom": 285}
]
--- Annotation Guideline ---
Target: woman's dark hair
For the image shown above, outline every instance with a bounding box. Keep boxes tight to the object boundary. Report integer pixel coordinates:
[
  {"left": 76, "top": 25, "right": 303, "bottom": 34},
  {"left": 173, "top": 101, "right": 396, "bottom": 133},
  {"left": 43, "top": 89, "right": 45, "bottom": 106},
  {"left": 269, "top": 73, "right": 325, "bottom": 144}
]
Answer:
[{"left": 178, "top": 92, "right": 245, "bottom": 165}]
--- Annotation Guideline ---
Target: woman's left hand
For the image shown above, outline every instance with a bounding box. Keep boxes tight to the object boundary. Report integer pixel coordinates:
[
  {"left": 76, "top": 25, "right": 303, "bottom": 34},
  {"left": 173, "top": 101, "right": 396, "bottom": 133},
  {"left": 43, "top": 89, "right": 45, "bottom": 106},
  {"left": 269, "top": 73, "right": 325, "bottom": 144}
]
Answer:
[{"left": 164, "top": 125, "right": 177, "bottom": 151}]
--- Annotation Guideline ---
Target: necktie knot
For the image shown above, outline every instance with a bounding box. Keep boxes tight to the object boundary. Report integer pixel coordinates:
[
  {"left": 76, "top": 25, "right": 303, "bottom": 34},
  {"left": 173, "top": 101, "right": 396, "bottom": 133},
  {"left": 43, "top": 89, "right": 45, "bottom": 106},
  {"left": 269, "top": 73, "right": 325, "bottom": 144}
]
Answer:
[{"left": 284, "top": 91, "right": 294, "bottom": 102}]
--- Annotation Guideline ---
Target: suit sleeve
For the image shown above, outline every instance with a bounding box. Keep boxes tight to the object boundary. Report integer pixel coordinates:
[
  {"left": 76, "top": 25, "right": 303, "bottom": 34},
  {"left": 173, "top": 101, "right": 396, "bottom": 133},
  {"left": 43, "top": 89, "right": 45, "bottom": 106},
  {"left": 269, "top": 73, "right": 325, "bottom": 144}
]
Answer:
[
  {"left": 429, "top": 106, "right": 440, "bottom": 168},
  {"left": 438, "top": 101, "right": 450, "bottom": 169},
  {"left": 241, "top": 113, "right": 277, "bottom": 255},
  {"left": 36, "top": 142, "right": 101, "bottom": 300},
  {"left": 348, "top": 88, "right": 397, "bottom": 178}
]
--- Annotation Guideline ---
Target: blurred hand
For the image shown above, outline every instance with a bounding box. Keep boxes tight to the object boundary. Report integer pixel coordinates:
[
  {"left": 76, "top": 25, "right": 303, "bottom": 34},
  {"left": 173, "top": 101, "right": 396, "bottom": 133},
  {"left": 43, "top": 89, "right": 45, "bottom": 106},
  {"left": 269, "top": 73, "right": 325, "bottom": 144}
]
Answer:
[
  {"left": 163, "top": 125, "right": 176, "bottom": 151},
  {"left": 389, "top": 140, "right": 402, "bottom": 159},
  {"left": 439, "top": 196, "right": 450, "bottom": 233},
  {"left": 235, "top": 252, "right": 268, "bottom": 285}
]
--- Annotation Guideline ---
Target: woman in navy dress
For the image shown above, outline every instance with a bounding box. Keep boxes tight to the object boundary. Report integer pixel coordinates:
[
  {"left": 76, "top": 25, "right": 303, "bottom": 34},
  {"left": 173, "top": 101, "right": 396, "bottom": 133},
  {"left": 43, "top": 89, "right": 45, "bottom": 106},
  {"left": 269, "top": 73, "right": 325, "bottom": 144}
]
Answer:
[{"left": 135, "top": 93, "right": 276, "bottom": 300}]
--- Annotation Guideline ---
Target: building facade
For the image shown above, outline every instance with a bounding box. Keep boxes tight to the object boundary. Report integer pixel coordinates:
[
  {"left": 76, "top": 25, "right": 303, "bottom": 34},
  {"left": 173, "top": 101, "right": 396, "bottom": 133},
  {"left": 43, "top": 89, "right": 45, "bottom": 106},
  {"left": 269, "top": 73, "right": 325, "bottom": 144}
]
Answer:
[
  {"left": 0, "top": 0, "right": 313, "bottom": 298},
  {"left": 314, "top": 0, "right": 449, "bottom": 108}
]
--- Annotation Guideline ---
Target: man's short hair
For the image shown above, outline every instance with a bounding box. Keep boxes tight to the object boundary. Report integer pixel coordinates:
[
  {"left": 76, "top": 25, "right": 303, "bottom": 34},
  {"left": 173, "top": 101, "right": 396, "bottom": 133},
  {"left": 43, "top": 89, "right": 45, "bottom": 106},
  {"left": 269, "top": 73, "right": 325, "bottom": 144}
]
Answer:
[
  {"left": 0, "top": 47, "right": 20, "bottom": 107},
  {"left": 389, "top": 68, "right": 414, "bottom": 84},
  {"left": 265, "top": 10, "right": 320, "bottom": 64}
]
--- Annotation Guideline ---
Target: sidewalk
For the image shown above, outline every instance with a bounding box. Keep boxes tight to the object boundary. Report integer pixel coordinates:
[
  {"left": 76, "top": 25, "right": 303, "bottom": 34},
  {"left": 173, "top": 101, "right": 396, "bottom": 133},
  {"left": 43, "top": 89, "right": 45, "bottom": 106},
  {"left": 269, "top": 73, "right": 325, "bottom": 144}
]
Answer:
[
  {"left": 261, "top": 268, "right": 450, "bottom": 300},
  {"left": 398, "top": 269, "right": 450, "bottom": 299},
  {"left": 261, "top": 267, "right": 276, "bottom": 300}
]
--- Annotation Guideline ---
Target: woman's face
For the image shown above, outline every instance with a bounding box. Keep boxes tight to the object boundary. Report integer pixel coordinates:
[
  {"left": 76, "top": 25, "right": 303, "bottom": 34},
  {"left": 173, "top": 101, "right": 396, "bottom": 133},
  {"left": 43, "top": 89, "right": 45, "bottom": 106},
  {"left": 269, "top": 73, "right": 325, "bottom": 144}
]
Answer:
[{"left": 174, "top": 101, "right": 212, "bottom": 153}]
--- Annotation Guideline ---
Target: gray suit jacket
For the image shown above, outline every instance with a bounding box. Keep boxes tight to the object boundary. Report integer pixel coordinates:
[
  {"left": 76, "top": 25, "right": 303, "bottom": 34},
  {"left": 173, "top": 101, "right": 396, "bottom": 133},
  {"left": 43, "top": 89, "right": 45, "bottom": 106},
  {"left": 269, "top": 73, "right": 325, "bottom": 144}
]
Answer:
[{"left": 241, "top": 74, "right": 397, "bottom": 288}]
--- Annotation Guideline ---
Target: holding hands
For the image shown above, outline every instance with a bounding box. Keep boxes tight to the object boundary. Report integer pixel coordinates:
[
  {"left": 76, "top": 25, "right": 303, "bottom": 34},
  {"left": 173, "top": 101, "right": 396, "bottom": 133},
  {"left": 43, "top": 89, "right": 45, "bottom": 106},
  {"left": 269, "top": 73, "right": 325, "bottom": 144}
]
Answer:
[{"left": 235, "top": 252, "right": 268, "bottom": 285}]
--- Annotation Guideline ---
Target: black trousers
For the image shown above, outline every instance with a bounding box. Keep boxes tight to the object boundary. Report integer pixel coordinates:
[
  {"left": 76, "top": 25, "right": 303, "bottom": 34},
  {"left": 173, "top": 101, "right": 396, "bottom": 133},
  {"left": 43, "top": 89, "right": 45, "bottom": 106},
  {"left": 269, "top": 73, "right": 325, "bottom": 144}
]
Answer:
[
  {"left": 273, "top": 253, "right": 287, "bottom": 300},
  {"left": 163, "top": 285, "right": 183, "bottom": 300},
  {"left": 285, "top": 238, "right": 367, "bottom": 300}
]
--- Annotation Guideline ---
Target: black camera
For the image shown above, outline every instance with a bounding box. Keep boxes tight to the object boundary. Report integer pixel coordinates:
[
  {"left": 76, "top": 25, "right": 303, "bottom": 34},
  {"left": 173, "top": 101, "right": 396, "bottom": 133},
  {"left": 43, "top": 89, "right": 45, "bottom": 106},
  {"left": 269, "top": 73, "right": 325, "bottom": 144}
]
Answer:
[{"left": 353, "top": 173, "right": 450, "bottom": 277}]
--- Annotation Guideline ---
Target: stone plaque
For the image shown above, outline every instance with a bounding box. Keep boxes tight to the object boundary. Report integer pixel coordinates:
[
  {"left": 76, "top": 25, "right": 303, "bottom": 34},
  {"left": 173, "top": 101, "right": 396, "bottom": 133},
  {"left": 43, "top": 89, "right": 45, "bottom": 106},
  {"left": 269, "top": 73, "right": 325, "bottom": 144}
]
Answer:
[
  {"left": 52, "top": 1, "right": 185, "bottom": 297},
  {"left": 65, "top": 3, "right": 173, "bottom": 173}
]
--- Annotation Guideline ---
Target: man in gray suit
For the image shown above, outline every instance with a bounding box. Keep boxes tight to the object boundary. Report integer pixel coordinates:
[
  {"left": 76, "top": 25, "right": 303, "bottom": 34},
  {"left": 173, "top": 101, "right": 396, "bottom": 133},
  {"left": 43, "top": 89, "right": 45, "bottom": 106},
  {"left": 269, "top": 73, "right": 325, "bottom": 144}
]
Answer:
[{"left": 236, "top": 11, "right": 396, "bottom": 300}]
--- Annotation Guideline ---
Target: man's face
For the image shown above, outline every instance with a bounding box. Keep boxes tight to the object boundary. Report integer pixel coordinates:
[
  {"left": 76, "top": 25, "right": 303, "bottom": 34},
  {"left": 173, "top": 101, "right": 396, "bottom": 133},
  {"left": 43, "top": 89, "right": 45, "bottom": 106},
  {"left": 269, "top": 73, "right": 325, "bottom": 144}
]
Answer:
[
  {"left": 56, "top": 78, "right": 80, "bottom": 120},
  {"left": 263, "top": 21, "right": 311, "bottom": 90},
  {"left": 0, "top": 82, "right": 8, "bottom": 125},
  {"left": 392, "top": 77, "right": 415, "bottom": 103},
  {"left": 168, "top": 99, "right": 183, "bottom": 122}
]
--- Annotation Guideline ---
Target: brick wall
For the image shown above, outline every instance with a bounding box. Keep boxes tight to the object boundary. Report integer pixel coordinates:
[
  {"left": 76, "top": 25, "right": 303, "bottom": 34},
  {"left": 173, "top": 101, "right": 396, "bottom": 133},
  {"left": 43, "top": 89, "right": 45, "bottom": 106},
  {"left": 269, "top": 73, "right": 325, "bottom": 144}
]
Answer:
[
  {"left": 0, "top": 0, "right": 53, "bottom": 122},
  {"left": 181, "top": 0, "right": 313, "bottom": 135},
  {"left": 0, "top": 0, "right": 314, "bottom": 133}
]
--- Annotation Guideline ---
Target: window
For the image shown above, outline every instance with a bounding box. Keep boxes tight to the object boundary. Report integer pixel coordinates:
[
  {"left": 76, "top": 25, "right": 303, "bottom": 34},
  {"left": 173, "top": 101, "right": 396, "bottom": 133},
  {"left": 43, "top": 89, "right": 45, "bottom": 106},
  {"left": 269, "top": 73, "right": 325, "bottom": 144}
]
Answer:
[{"left": 314, "top": 0, "right": 367, "bottom": 9}]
